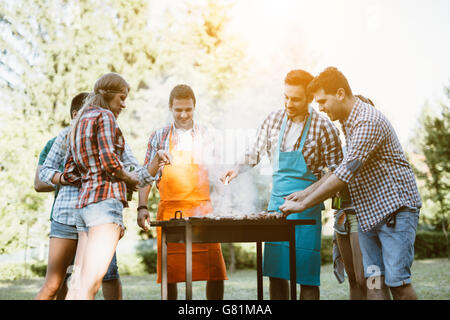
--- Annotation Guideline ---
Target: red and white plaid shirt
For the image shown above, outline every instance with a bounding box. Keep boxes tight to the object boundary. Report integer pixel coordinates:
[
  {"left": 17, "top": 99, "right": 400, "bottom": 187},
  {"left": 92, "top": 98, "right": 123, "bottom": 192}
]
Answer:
[{"left": 64, "top": 105, "right": 127, "bottom": 208}]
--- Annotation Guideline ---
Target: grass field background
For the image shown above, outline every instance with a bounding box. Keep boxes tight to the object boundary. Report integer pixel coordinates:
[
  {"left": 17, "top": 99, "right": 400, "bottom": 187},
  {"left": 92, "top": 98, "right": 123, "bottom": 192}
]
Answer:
[{"left": 0, "top": 258, "right": 448, "bottom": 300}]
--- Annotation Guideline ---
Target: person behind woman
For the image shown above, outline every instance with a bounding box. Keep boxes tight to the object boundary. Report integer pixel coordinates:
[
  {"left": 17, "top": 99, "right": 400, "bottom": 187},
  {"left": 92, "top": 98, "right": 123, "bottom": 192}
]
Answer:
[
  {"left": 332, "top": 95, "right": 374, "bottom": 300},
  {"left": 63, "top": 73, "right": 168, "bottom": 299},
  {"left": 333, "top": 186, "right": 367, "bottom": 299}
]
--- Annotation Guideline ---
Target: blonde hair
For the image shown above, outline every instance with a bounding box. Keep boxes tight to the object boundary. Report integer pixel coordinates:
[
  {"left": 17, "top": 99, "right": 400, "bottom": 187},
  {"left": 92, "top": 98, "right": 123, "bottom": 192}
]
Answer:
[{"left": 70, "top": 73, "right": 130, "bottom": 146}]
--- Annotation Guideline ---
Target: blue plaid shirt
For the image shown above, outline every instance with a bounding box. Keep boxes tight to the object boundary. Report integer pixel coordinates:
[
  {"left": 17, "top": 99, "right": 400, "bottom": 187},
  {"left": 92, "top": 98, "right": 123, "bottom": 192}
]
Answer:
[
  {"left": 40, "top": 127, "right": 152, "bottom": 225},
  {"left": 334, "top": 98, "right": 422, "bottom": 232}
]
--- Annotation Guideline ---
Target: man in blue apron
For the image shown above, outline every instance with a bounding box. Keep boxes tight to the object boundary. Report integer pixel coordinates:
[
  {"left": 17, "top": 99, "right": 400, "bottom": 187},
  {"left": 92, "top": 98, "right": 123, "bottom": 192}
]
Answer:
[{"left": 221, "top": 70, "right": 343, "bottom": 299}]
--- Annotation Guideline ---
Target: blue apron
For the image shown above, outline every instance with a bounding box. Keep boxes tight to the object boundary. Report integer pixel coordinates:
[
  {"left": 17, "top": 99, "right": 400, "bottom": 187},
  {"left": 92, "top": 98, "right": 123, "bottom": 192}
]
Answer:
[{"left": 262, "top": 110, "right": 324, "bottom": 286}]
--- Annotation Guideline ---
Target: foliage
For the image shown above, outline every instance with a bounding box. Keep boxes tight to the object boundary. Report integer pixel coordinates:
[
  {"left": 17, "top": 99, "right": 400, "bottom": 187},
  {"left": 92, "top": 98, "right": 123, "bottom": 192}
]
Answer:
[
  {"left": 321, "top": 236, "right": 334, "bottom": 265},
  {"left": 116, "top": 253, "right": 148, "bottom": 276},
  {"left": 29, "top": 261, "right": 47, "bottom": 278},
  {"left": 0, "top": 0, "right": 245, "bottom": 253},
  {"left": 417, "top": 101, "right": 449, "bottom": 229},
  {"left": 0, "top": 261, "right": 46, "bottom": 281},
  {"left": 413, "top": 231, "right": 449, "bottom": 260},
  {"left": 411, "top": 87, "right": 449, "bottom": 257},
  {"left": 221, "top": 243, "right": 257, "bottom": 270},
  {"left": 136, "top": 239, "right": 158, "bottom": 274},
  {"left": 138, "top": 249, "right": 158, "bottom": 274},
  {"left": 321, "top": 232, "right": 449, "bottom": 264}
]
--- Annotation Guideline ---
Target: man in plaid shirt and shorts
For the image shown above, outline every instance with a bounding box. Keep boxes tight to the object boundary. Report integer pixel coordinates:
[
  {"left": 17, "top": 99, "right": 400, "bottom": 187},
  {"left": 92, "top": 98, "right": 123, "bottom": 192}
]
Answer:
[{"left": 280, "top": 67, "right": 422, "bottom": 300}]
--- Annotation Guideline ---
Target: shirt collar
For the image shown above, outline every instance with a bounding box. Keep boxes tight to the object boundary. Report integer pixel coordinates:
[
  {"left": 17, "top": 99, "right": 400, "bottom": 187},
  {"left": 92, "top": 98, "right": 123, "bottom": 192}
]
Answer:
[
  {"left": 171, "top": 121, "right": 198, "bottom": 136},
  {"left": 341, "top": 97, "right": 363, "bottom": 129}
]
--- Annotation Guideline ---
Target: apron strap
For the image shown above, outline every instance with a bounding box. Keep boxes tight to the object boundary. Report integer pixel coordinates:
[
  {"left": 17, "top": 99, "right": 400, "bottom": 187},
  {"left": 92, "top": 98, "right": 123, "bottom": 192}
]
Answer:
[
  {"left": 298, "top": 107, "right": 312, "bottom": 152},
  {"left": 277, "top": 107, "right": 313, "bottom": 153}
]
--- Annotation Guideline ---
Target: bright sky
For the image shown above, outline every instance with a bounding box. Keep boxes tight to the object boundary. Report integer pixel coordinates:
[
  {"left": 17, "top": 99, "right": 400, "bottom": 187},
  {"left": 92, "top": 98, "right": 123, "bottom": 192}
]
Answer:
[{"left": 228, "top": 0, "right": 450, "bottom": 149}]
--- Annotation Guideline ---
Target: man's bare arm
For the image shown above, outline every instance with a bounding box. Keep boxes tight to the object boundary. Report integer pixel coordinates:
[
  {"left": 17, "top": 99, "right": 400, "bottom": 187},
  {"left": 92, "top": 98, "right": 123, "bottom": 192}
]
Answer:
[{"left": 279, "top": 173, "right": 347, "bottom": 215}]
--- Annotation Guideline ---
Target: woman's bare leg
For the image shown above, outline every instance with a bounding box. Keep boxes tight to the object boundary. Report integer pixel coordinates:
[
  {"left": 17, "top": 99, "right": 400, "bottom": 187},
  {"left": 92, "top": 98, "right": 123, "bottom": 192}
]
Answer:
[
  {"left": 336, "top": 233, "right": 364, "bottom": 300},
  {"left": 74, "top": 224, "right": 121, "bottom": 300},
  {"left": 349, "top": 232, "right": 367, "bottom": 299},
  {"left": 65, "top": 231, "right": 88, "bottom": 300},
  {"left": 35, "top": 237, "right": 77, "bottom": 300}
]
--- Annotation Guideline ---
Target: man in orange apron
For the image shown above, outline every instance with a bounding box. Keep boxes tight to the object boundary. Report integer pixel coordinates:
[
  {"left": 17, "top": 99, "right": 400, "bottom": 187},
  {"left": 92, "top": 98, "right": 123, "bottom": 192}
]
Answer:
[{"left": 138, "top": 84, "right": 227, "bottom": 300}]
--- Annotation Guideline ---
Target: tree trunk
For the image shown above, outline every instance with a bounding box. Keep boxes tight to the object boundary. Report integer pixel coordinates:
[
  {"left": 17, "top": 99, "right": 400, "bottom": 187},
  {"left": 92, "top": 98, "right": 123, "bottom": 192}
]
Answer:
[{"left": 228, "top": 243, "right": 236, "bottom": 273}]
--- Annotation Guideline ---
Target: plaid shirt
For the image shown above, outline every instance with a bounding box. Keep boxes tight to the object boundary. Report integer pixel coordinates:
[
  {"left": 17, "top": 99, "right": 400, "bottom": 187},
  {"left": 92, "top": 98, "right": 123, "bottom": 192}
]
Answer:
[
  {"left": 334, "top": 98, "right": 422, "bottom": 232},
  {"left": 143, "top": 122, "right": 218, "bottom": 185},
  {"left": 40, "top": 127, "right": 79, "bottom": 225},
  {"left": 42, "top": 125, "right": 146, "bottom": 221},
  {"left": 64, "top": 105, "right": 150, "bottom": 208},
  {"left": 245, "top": 107, "right": 343, "bottom": 179}
]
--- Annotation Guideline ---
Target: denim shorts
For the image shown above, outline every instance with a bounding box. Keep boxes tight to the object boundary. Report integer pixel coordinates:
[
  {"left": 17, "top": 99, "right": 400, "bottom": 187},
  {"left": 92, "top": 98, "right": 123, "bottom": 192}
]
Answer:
[
  {"left": 76, "top": 198, "right": 124, "bottom": 233},
  {"left": 49, "top": 220, "right": 78, "bottom": 240},
  {"left": 64, "top": 252, "right": 120, "bottom": 281},
  {"left": 103, "top": 252, "right": 120, "bottom": 281},
  {"left": 358, "top": 207, "right": 420, "bottom": 287}
]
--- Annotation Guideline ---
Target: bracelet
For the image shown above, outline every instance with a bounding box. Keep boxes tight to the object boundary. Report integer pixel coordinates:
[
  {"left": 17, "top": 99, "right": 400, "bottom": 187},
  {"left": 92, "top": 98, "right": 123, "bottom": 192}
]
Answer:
[
  {"left": 59, "top": 173, "right": 66, "bottom": 186},
  {"left": 137, "top": 205, "right": 148, "bottom": 212}
]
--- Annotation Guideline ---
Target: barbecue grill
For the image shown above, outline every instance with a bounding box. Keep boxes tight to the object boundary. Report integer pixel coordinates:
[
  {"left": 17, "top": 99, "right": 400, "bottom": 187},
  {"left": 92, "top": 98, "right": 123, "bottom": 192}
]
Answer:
[{"left": 150, "top": 211, "right": 316, "bottom": 300}]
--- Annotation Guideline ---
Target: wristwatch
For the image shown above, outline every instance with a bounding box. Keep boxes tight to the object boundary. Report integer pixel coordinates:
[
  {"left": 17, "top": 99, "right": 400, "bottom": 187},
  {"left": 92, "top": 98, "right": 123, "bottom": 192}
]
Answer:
[{"left": 137, "top": 205, "right": 148, "bottom": 212}]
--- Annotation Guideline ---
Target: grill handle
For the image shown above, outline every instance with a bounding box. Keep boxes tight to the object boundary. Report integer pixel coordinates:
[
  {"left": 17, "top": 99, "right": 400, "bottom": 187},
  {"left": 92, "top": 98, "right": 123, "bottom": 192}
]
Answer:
[{"left": 172, "top": 210, "right": 183, "bottom": 220}]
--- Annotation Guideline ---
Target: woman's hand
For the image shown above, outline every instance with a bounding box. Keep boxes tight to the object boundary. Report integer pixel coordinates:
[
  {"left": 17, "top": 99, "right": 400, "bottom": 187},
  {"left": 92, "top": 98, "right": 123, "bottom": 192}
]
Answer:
[
  {"left": 156, "top": 150, "right": 172, "bottom": 167},
  {"left": 137, "top": 207, "right": 151, "bottom": 232},
  {"left": 147, "top": 150, "right": 173, "bottom": 176}
]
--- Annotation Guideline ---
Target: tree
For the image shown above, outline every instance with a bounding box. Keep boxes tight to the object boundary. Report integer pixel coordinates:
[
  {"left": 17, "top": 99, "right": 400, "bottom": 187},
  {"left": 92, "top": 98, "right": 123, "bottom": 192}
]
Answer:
[
  {"left": 0, "top": 0, "right": 246, "bottom": 252},
  {"left": 413, "top": 86, "right": 450, "bottom": 258},
  {"left": 0, "top": 0, "right": 163, "bottom": 252}
]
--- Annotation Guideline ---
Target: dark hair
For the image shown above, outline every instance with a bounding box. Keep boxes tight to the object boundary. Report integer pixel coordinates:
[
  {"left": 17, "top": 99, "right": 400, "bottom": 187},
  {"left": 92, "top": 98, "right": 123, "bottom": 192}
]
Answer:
[
  {"left": 169, "top": 84, "right": 196, "bottom": 108},
  {"left": 284, "top": 69, "right": 314, "bottom": 89},
  {"left": 307, "top": 66, "right": 353, "bottom": 97},
  {"left": 70, "top": 92, "right": 89, "bottom": 119}
]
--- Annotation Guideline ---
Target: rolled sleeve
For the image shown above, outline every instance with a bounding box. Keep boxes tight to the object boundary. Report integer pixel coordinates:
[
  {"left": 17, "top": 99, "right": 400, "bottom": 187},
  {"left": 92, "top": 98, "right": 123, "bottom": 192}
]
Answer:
[
  {"left": 39, "top": 166, "right": 58, "bottom": 189},
  {"left": 40, "top": 128, "right": 70, "bottom": 188},
  {"left": 122, "top": 141, "right": 155, "bottom": 187},
  {"left": 334, "top": 161, "right": 356, "bottom": 184},
  {"left": 334, "top": 120, "right": 385, "bottom": 183},
  {"left": 96, "top": 112, "right": 123, "bottom": 176},
  {"left": 143, "top": 130, "right": 162, "bottom": 182},
  {"left": 63, "top": 150, "right": 81, "bottom": 186}
]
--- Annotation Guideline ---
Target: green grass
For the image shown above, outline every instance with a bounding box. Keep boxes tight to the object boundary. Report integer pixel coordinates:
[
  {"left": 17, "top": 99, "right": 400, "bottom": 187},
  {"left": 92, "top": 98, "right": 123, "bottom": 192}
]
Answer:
[{"left": 0, "top": 258, "right": 448, "bottom": 300}]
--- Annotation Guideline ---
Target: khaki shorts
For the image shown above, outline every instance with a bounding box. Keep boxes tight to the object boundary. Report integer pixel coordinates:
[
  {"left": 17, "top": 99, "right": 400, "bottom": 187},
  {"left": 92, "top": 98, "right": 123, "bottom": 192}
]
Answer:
[
  {"left": 334, "top": 208, "right": 359, "bottom": 234},
  {"left": 346, "top": 211, "right": 358, "bottom": 233}
]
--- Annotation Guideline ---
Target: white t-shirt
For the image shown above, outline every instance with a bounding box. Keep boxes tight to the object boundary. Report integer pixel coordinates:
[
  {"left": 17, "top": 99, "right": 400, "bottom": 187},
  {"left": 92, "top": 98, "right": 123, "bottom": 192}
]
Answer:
[
  {"left": 281, "top": 120, "right": 304, "bottom": 152},
  {"left": 173, "top": 128, "right": 193, "bottom": 151}
]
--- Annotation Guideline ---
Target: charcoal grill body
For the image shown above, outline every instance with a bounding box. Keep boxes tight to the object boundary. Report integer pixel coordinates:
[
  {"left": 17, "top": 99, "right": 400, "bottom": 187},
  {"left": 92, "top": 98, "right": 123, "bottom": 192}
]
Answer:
[{"left": 150, "top": 218, "right": 315, "bottom": 300}]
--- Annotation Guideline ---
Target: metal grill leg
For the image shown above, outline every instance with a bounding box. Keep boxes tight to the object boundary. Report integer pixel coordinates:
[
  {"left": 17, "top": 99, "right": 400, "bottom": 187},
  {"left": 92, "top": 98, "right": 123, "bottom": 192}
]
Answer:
[
  {"left": 185, "top": 223, "right": 192, "bottom": 300},
  {"left": 161, "top": 228, "right": 168, "bottom": 300},
  {"left": 257, "top": 241, "right": 263, "bottom": 300},
  {"left": 289, "top": 225, "right": 297, "bottom": 300}
]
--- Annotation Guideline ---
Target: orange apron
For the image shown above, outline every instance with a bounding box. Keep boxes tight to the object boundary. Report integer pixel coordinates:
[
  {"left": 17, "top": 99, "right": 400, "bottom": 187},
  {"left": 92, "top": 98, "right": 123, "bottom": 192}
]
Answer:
[{"left": 156, "top": 126, "right": 228, "bottom": 283}]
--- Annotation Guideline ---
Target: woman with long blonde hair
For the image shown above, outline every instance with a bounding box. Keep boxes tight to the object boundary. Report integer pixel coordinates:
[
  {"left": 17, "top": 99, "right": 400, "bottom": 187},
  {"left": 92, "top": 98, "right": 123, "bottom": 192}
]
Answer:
[{"left": 63, "top": 73, "right": 169, "bottom": 299}]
